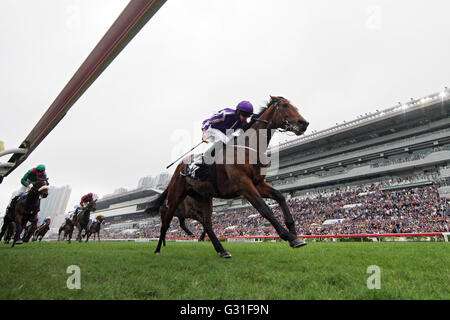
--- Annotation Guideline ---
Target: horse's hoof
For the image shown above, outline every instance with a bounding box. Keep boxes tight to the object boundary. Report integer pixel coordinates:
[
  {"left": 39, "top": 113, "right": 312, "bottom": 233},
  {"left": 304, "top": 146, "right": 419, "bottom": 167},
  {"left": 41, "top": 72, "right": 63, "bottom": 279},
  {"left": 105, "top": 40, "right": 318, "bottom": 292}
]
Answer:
[
  {"left": 15, "top": 240, "right": 23, "bottom": 245},
  {"left": 220, "top": 251, "right": 232, "bottom": 259},
  {"left": 289, "top": 238, "right": 307, "bottom": 248},
  {"left": 154, "top": 251, "right": 160, "bottom": 255}
]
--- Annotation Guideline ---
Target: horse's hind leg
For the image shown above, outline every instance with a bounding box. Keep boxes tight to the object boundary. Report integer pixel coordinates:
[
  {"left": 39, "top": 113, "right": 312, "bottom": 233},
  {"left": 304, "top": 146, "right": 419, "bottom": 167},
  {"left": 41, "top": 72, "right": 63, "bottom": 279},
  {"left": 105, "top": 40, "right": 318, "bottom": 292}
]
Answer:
[
  {"left": 155, "top": 191, "right": 187, "bottom": 254},
  {"left": 0, "top": 220, "right": 7, "bottom": 241},
  {"left": 4, "top": 223, "right": 13, "bottom": 244},
  {"left": 199, "top": 228, "right": 206, "bottom": 242},
  {"left": 178, "top": 216, "right": 194, "bottom": 237},
  {"left": 155, "top": 206, "right": 175, "bottom": 254}
]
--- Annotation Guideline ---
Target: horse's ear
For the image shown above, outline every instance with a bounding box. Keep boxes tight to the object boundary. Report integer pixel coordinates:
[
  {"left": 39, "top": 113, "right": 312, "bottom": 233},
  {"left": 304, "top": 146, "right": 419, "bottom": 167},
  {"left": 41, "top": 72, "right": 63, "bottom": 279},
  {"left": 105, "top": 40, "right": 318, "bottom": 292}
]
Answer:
[{"left": 269, "top": 95, "right": 282, "bottom": 103}]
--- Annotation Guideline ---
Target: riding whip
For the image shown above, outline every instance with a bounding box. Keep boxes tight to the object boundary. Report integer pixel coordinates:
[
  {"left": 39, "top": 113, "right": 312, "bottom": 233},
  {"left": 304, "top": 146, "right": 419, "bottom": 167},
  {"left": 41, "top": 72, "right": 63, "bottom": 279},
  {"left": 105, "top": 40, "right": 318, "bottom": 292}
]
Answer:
[{"left": 166, "top": 140, "right": 204, "bottom": 169}]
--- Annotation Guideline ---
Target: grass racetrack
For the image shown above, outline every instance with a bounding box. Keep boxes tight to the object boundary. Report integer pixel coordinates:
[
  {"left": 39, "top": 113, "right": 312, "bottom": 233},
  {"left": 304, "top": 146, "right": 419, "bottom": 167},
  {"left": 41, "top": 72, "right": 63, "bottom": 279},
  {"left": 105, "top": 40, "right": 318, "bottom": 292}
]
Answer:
[{"left": 0, "top": 241, "right": 448, "bottom": 300}]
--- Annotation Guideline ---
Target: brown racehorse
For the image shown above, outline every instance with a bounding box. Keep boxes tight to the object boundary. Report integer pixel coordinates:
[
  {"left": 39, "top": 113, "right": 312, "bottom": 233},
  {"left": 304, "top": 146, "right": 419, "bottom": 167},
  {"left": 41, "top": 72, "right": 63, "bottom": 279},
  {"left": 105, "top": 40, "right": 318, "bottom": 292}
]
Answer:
[
  {"left": 158, "top": 196, "right": 207, "bottom": 241},
  {"left": 58, "top": 218, "right": 75, "bottom": 243},
  {"left": 32, "top": 219, "right": 51, "bottom": 242},
  {"left": 22, "top": 223, "right": 36, "bottom": 242},
  {"left": 75, "top": 200, "right": 97, "bottom": 242},
  {"left": 0, "top": 214, "right": 14, "bottom": 244},
  {"left": 11, "top": 179, "right": 49, "bottom": 247},
  {"left": 148, "top": 96, "right": 309, "bottom": 258},
  {"left": 86, "top": 215, "right": 105, "bottom": 242}
]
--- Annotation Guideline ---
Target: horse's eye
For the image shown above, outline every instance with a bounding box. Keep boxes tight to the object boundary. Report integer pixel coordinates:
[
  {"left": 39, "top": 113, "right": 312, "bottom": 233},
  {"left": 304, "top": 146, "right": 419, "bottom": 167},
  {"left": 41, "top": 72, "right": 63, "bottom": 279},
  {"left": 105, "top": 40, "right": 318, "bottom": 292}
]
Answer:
[{"left": 282, "top": 103, "right": 289, "bottom": 108}]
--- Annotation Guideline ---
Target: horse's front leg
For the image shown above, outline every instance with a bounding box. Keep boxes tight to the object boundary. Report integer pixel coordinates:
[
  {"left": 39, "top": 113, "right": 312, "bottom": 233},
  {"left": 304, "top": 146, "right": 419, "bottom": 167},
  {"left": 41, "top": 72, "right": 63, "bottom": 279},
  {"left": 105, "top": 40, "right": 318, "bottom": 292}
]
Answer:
[
  {"left": 202, "top": 212, "right": 231, "bottom": 258},
  {"left": 76, "top": 225, "right": 82, "bottom": 242},
  {"left": 241, "top": 178, "right": 305, "bottom": 248},
  {"left": 12, "top": 216, "right": 23, "bottom": 247},
  {"left": 257, "top": 182, "right": 297, "bottom": 236}
]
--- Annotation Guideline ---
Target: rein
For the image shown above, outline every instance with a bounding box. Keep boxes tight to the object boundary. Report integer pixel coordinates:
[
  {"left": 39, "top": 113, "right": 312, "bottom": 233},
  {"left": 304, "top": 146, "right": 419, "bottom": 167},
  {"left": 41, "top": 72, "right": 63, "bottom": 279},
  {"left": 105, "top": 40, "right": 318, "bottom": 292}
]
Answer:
[{"left": 245, "top": 98, "right": 293, "bottom": 133}]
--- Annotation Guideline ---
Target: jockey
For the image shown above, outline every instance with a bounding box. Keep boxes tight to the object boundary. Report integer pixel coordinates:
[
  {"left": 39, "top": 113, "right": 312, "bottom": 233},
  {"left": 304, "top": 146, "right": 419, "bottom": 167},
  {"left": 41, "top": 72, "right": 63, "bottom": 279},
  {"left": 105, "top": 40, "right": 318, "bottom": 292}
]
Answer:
[
  {"left": 186, "top": 101, "right": 254, "bottom": 179},
  {"left": 41, "top": 216, "right": 51, "bottom": 226},
  {"left": 80, "top": 193, "right": 94, "bottom": 207},
  {"left": 96, "top": 213, "right": 104, "bottom": 223},
  {"left": 6, "top": 164, "right": 47, "bottom": 216},
  {"left": 73, "top": 193, "right": 94, "bottom": 220}
]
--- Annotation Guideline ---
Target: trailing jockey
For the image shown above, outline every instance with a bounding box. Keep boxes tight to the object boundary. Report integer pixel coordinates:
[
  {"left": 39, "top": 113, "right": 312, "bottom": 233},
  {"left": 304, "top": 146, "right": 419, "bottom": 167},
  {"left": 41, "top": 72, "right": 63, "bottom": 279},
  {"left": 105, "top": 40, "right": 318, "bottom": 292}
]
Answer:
[
  {"left": 6, "top": 164, "right": 47, "bottom": 217},
  {"left": 185, "top": 101, "right": 254, "bottom": 179},
  {"left": 40, "top": 216, "right": 51, "bottom": 227},
  {"left": 72, "top": 192, "right": 94, "bottom": 222}
]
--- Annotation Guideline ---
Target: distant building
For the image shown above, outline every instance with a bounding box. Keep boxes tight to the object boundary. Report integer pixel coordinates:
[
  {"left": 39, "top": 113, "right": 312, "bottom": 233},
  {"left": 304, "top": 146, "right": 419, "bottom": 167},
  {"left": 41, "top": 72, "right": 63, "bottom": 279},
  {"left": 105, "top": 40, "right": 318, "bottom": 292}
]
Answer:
[
  {"left": 114, "top": 188, "right": 128, "bottom": 194},
  {"left": 155, "top": 172, "right": 170, "bottom": 188},
  {"left": 138, "top": 172, "right": 171, "bottom": 189},
  {"left": 39, "top": 185, "right": 71, "bottom": 231},
  {"left": 138, "top": 176, "right": 156, "bottom": 188},
  {"left": 95, "top": 188, "right": 162, "bottom": 223}
]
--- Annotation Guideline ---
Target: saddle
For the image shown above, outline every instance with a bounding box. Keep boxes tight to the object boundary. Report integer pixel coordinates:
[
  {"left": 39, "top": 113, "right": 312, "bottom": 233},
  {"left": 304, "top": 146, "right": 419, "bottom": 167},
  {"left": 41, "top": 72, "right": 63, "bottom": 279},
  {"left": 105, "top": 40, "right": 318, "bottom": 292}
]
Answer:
[
  {"left": 17, "top": 193, "right": 28, "bottom": 201},
  {"left": 183, "top": 157, "right": 219, "bottom": 194},
  {"left": 5, "top": 194, "right": 27, "bottom": 218}
]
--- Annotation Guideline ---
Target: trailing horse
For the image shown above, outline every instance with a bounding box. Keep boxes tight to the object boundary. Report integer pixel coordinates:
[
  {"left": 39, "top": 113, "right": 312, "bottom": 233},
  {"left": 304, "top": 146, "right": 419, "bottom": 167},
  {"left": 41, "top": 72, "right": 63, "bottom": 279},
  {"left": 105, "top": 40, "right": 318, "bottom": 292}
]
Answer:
[
  {"left": 10, "top": 178, "right": 49, "bottom": 247},
  {"left": 148, "top": 96, "right": 309, "bottom": 258},
  {"left": 22, "top": 223, "right": 35, "bottom": 242},
  {"left": 85, "top": 215, "right": 105, "bottom": 242},
  {"left": 158, "top": 195, "right": 208, "bottom": 241},
  {"left": 0, "top": 214, "right": 14, "bottom": 244},
  {"left": 58, "top": 218, "right": 75, "bottom": 243},
  {"left": 75, "top": 200, "right": 97, "bottom": 242},
  {"left": 33, "top": 220, "right": 51, "bottom": 242}
]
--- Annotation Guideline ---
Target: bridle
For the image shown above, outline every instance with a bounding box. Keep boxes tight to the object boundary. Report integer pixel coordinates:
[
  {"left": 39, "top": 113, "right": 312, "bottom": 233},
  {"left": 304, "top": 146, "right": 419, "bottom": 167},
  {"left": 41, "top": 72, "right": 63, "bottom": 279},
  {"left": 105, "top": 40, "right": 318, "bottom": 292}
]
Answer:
[
  {"left": 271, "top": 98, "right": 299, "bottom": 133},
  {"left": 249, "top": 98, "right": 298, "bottom": 133}
]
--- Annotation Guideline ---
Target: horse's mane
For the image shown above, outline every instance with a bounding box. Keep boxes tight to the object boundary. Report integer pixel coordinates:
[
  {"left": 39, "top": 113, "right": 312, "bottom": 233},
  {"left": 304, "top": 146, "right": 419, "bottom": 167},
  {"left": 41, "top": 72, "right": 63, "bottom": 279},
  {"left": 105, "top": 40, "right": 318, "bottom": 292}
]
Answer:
[
  {"left": 243, "top": 97, "right": 285, "bottom": 131},
  {"left": 256, "top": 96, "right": 286, "bottom": 116}
]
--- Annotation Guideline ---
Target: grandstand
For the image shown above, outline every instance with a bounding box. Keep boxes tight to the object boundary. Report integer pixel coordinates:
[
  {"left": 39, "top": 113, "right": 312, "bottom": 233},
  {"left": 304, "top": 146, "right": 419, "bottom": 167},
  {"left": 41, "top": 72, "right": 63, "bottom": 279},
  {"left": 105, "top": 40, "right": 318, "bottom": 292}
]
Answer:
[
  {"left": 102, "top": 89, "right": 450, "bottom": 239},
  {"left": 93, "top": 187, "right": 163, "bottom": 235}
]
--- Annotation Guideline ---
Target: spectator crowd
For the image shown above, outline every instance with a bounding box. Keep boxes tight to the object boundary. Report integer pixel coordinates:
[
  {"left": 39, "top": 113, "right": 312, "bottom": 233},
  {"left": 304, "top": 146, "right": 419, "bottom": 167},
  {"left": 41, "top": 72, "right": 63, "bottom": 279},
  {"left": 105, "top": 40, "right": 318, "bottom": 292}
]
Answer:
[{"left": 102, "top": 181, "right": 449, "bottom": 239}]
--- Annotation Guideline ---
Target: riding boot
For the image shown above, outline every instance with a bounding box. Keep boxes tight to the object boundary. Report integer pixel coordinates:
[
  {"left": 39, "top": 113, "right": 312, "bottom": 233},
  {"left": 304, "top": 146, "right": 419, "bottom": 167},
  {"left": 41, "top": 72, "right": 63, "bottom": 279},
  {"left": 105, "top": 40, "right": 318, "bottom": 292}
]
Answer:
[{"left": 186, "top": 154, "right": 205, "bottom": 178}]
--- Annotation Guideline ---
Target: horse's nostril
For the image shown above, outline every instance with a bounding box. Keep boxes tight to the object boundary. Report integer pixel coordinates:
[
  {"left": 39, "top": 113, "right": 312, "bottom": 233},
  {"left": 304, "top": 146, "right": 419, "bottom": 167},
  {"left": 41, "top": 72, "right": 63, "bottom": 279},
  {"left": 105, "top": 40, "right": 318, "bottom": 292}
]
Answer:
[{"left": 298, "top": 120, "right": 309, "bottom": 131}]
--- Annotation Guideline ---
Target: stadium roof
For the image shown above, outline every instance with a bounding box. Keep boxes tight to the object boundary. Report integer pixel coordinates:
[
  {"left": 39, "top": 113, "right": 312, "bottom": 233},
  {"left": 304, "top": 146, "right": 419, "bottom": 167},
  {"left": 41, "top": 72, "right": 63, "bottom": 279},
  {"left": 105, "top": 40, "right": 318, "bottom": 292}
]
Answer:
[
  {"left": 272, "top": 89, "right": 450, "bottom": 157},
  {"left": 96, "top": 187, "right": 163, "bottom": 208}
]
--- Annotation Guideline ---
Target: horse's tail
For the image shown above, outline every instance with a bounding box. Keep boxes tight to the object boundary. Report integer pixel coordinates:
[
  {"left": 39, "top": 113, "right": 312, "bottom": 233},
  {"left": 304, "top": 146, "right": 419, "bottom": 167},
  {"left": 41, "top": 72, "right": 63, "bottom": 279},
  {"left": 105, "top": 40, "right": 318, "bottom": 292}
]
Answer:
[{"left": 145, "top": 187, "right": 168, "bottom": 216}]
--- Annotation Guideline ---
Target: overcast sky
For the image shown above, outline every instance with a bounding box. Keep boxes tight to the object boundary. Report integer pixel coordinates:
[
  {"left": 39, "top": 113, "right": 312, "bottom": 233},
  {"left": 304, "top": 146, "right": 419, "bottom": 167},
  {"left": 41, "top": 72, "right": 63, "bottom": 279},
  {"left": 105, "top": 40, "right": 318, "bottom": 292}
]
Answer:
[{"left": 1, "top": 0, "right": 449, "bottom": 216}]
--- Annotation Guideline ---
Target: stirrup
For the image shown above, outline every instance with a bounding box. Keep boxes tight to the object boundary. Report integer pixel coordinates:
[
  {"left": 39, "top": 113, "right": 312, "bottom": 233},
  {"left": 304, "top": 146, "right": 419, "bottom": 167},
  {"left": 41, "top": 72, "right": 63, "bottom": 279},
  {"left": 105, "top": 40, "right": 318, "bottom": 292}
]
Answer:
[{"left": 182, "top": 164, "right": 200, "bottom": 179}]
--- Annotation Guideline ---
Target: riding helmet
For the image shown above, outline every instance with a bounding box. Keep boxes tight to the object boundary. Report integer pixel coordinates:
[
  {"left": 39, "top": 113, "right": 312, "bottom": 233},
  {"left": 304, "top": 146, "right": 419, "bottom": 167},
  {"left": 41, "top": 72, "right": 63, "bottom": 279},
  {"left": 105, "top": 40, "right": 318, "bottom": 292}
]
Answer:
[{"left": 236, "top": 101, "right": 254, "bottom": 115}]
